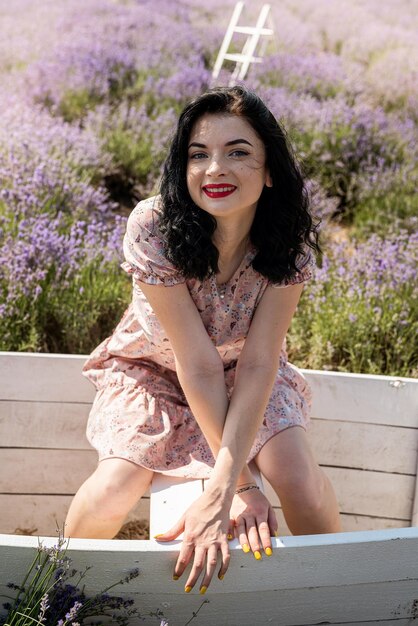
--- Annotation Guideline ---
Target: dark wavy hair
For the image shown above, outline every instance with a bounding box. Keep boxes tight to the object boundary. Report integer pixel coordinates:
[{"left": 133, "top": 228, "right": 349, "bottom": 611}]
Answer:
[{"left": 159, "top": 85, "right": 320, "bottom": 282}]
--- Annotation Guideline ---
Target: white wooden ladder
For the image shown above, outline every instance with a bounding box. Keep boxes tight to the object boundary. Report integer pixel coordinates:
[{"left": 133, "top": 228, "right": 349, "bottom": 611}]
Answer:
[{"left": 212, "top": 2, "right": 275, "bottom": 85}]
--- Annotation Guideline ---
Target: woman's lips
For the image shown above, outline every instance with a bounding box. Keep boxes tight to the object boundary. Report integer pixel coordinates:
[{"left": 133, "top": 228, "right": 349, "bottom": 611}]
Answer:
[{"left": 202, "top": 185, "right": 237, "bottom": 198}]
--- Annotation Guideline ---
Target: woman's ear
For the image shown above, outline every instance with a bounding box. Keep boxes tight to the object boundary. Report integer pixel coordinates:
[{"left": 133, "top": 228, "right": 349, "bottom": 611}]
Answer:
[{"left": 265, "top": 170, "right": 273, "bottom": 188}]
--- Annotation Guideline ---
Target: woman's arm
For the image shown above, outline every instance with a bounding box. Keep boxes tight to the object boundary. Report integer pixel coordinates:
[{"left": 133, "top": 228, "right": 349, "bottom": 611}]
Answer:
[
  {"left": 139, "top": 282, "right": 255, "bottom": 486},
  {"left": 211, "top": 281, "right": 305, "bottom": 489},
  {"left": 140, "top": 280, "right": 304, "bottom": 590}
]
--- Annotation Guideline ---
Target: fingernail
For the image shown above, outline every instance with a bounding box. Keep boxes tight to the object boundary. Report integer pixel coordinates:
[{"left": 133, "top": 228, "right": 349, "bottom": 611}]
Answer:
[
  {"left": 254, "top": 550, "right": 262, "bottom": 560},
  {"left": 265, "top": 547, "right": 273, "bottom": 557},
  {"left": 153, "top": 534, "right": 164, "bottom": 539},
  {"left": 200, "top": 586, "right": 207, "bottom": 595},
  {"left": 173, "top": 575, "right": 179, "bottom": 580},
  {"left": 274, "top": 530, "right": 279, "bottom": 537},
  {"left": 185, "top": 586, "right": 192, "bottom": 593},
  {"left": 218, "top": 574, "right": 224, "bottom": 581},
  {"left": 227, "top": 533, "right": 233, "bottom": 540},
  {"left": 242, "top": 543, "right": 250, "bottom": 553}
]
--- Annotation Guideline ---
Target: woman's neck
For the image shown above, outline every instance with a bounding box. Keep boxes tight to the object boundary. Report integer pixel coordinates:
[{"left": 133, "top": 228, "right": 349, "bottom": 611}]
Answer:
[{"left": 212, "top": 217, "right": 252, "bottom": 264}]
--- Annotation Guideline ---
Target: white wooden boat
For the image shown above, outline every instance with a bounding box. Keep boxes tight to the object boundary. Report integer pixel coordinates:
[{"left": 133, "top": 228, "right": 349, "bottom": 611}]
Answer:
[{"left": 1, "top": 351, "right": 418, "bottom": 625}]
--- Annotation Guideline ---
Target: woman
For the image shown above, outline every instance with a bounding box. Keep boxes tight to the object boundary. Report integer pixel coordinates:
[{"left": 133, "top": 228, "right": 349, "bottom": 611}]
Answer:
[{"left": 65, "top": 86, "right": 340, "bottom": 593}]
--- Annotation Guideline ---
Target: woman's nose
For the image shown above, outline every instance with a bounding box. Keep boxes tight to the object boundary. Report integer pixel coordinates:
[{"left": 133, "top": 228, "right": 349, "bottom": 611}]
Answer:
[{"left": 206, "top": 156, "right": 226, "bottom": 176}]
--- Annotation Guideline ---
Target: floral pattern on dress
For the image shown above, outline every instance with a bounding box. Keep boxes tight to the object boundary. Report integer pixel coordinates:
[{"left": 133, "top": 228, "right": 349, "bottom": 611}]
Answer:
[{"left": 83, "top": 196, "right": 315, "bottom": 479}]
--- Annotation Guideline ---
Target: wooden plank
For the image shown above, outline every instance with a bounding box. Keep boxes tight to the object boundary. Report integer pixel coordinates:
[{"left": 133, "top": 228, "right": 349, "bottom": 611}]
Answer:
[
  {"left": 264, "top": 467, "right": 414, "bottom": 520},
  {"left": 0, "top": 401, "right": 91, "bottom": 449},
  {"left": 274, "top": 509, "right": 409, "bottom": 536},
  {"left": 0, "top": 352, "right": 93, "bottom": 402},
  {"left": 1, "top": 354, "right": 417, "bottom": 427},
  {"left": 307, "top": 419, "right": 418, "bottom": 474},
  {"left": 0, "top": 449, "right": 98, "bottom": 494},
  {"left": 150, "top": 474, "right": 204, "bottom": 537},
  {"left": 2, "top": 529, "right": 418, "bottom": 625},
  {"left": 2, "top": 449, "right": 414, "bottom": 520},
  {"left": 303, "top": 369, "right": 418, "bottom": 427},
  {"left": 0, "top": 495, "right": 149, "bottom": 536}
]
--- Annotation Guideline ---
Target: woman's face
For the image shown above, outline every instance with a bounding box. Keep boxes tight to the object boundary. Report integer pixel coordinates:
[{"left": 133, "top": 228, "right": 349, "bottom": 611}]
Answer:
[{"left": 186, "top": 113, "right": 272, "bottom": 224}]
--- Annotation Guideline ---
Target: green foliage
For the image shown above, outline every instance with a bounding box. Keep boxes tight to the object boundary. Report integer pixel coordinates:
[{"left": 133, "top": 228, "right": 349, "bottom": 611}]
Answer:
[{"left": 1, "top": 261, "right": 130, "bottom": 354}]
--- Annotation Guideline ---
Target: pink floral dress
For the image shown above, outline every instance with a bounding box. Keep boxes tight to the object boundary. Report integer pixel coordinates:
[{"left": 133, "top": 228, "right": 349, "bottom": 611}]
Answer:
[{"left": 83, "top": 196, "right": 314, "bottom": 479}]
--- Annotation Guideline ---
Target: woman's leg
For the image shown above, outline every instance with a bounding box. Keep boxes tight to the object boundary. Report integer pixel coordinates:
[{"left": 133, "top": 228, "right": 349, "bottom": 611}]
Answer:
[
  {"left": 254, "top": 427, "right": 341, "bottom": 534},
  {"left": 64, "top": 458, "right": 154, "bottom": 539}
]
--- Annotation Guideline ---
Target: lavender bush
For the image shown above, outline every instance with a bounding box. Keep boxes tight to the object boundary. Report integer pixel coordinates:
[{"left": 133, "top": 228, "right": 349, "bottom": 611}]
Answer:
[{"left": 288, "top": 231, "right": 418, "bottom": 377}]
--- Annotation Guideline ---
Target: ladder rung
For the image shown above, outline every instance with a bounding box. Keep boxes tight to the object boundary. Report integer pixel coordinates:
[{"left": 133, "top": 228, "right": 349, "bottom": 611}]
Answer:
[
  {"left": 224, "top": 53, "right": 263, "bottom": 63},
  {"left": 234, "top": 26, "right": 274, "bottom": 35}
]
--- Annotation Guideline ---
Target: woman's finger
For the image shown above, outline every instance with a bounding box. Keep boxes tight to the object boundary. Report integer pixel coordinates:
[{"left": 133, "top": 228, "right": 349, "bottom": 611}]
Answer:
[
  {"left": 257, "top": 519, "right": 273, "bottom": 555},
  {"left": 236, "top": 516, "right": 250, "bottom": 554},
  {"left": 227, "top": 519, "right": 235, "bottom": 541},
  {"left": 199, "top": 545, "right": 219, "bottom": 593},
  {"left": 154, "top": 515, "right": 185, "bottom": 542},
  {"left": 246, "top": 516, "right": 262, "bottom": 558},
  {"left": 174, "top": 540, "right": 195, "bottom": 580},
  {"left": 218, "top": 539, "right": 231, "bottom": 581},
  {"left": 184, "top": 547, "right": 207, "bottom": 592}
]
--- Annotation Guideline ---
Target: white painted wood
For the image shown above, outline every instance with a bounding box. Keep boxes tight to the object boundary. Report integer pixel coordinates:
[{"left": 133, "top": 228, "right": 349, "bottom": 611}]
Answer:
[
  {"left": 211, "top": 2, "right": 274, "bottom": 84},
  {"left": 0, "top": 495, "right": 149, "bottom": 536},
  {"left": 411, "top": 445, "right": 418, "bottom": 525},
  {"left": 275, "top": 508, "right": 410, "bottom": 534},
  {"left": 150, "top": 474, "right": 204, "bottom": 538},
  {"left": 2, "top": 529, "right": 418, "bottom": 625},
  {"left": 212, "top": 1, "right": 244, "bottom": 79},
  {"left": 0, "top": 351, "right": 93, "bottom": 402},
  {"left": 308, "top": 419, "right": 418, "bottom": 474},
  {"left": 0, "top": 449, "right": 98, "bottom": 494},
  {"left": 305, "top": 369, "right": 418, "bottom": 427},
  {"left": 0, "top": 401, "right": 91, "bottom": 448},
  {"left": 234, "top": 4, "right": 272, "bottom": 81}
]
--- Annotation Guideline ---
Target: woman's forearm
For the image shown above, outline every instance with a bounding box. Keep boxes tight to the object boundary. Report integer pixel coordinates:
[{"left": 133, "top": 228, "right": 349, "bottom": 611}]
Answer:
[
  {"left": 175, "top": 361, "right": 257, "bottom": 492},
  {"left": 210, "top": 362, "right": 277, "bottom": 488}
]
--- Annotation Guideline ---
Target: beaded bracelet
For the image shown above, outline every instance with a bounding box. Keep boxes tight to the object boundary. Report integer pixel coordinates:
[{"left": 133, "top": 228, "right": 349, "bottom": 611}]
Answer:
[{"left": 235, "top": 484, "right": 260, "bottom": 495}]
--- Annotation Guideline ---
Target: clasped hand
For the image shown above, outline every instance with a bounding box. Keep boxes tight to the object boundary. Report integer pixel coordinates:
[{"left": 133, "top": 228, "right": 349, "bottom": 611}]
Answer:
[{"left": 155, "top": 485, "right": 277, "bottom": 592}]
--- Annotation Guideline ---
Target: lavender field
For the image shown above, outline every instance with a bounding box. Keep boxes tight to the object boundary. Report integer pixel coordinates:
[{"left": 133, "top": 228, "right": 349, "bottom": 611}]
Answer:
[{"left": 0, "top": 0, "right": 417, "bottom": 376}]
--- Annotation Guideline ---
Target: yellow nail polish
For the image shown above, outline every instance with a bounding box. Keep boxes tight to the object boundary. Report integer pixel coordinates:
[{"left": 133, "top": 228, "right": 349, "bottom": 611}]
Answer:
[
  {"left": 185, "top": 586, "right": 192, "bottom": 593},
  {"left": 218, "top": 574, "right": 224, "bottom": 581},
  {"left": 173, "top": 575, "right": 179, "bottom": 580},
  {"left": 153, "top": 534, "right": 164, "bottom": 539},
  {"left": 227, "top": 533, "right": 233, "bottom": 540},
  {"left": 265, "top": 547, "right": 273, "bottom": 557},
  {"left": 254, "top": 550, "right": 262, "bottom": 560},
  {"left": 242, "top": 543, "right": 250, "bottom": 553},
  {"left": 274, "top": 530, "right": 279, "bottom": 537},
  {"left": 200, "top": 586, "right": 207, "bottom": 595}
]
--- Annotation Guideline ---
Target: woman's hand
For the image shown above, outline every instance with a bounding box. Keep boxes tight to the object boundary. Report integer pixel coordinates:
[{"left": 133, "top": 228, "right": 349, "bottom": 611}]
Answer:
[
  {"left": 154, "top": 487, "right": 231, "bottom": 593},
  {"left": 228, "top": 487, "right": 278, "bottom": 558}
]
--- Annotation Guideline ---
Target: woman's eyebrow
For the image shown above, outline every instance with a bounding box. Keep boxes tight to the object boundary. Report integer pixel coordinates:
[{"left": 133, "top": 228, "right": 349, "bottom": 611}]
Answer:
[{"left": 188, "top": 138, "right": 253, "bottom": 148}]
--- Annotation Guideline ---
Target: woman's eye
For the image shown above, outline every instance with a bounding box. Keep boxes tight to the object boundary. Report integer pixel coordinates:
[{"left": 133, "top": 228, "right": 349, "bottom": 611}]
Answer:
[
  {"left": 189, "top": 152, "right": 207, "bottom": 160},
  {"left": 230, "top": 150, "right": 248, "bottom": 157}
]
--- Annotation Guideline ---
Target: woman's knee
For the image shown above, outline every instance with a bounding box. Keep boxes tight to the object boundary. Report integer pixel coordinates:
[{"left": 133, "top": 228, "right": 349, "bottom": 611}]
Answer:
[{"left": 84, "top": 459, "right": 153, "bottom": 519}]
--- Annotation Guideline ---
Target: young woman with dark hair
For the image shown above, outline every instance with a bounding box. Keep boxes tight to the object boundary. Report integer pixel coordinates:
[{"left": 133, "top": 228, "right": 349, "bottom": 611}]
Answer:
[{"left": 65, "top": 86, "right": 340, "bottom": 592}]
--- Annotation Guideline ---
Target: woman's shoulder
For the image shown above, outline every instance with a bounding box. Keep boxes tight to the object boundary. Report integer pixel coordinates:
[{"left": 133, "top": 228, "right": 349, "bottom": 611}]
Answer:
[{"left": 128, "top": 195, "right": 164, "bottom": 237}]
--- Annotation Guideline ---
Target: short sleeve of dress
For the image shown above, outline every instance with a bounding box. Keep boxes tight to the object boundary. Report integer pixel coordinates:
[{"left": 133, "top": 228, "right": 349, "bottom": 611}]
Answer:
[
  {"left": 269, "top": 248, "right": 316, "bottom": 289},
  {"left": 121, "top": 198, "right": 185, "bottom": 287}
]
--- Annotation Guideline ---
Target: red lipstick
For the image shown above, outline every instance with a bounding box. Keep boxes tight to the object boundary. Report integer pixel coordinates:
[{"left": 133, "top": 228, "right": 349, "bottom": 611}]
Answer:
[{"left": 202, "top": 184, "right": 237, "bottom": 198}]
